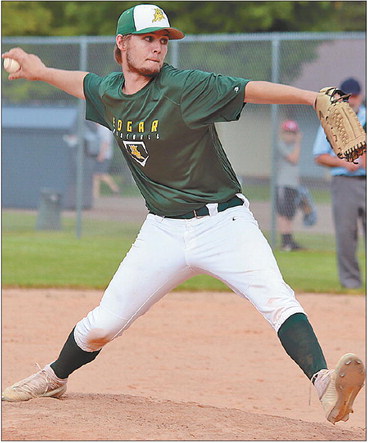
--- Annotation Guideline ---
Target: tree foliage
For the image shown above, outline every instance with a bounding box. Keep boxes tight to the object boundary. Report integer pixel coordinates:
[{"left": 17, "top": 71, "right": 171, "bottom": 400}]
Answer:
[
  {"left": 2, "top": 1, "right": 366, "bottom": 36},
  {"left": 2, "top": 1, "right": 365, "bottom": 104}
]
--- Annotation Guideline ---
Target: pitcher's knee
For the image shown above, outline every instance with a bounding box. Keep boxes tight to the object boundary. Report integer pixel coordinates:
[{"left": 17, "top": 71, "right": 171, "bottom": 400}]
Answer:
[
  {"left": 260, "top": 283, "right": 305, "bottom": 332},
  {"left": 74, "top": 306, "right": 127, "bottom": 352},
  {"left": 74, "top": 323, "right": 118, "bottom": 351}
]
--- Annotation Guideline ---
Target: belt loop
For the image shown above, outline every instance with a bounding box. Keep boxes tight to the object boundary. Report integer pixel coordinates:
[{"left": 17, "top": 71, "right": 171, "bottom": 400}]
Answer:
[{"left": 206, "top": 203, "right": 218, "bottom": 216}]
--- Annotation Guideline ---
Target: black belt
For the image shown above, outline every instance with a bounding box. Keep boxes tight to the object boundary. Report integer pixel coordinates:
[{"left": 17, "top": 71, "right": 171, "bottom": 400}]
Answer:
[{"left": 165, "top": 196, "right": 244, "bottom": 219}]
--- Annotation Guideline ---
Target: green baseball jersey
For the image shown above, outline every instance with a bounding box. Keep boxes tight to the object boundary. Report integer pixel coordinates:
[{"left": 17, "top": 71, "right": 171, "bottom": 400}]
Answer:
[{"left": 84, "top": 63, "right": 249, "bottom": 216}]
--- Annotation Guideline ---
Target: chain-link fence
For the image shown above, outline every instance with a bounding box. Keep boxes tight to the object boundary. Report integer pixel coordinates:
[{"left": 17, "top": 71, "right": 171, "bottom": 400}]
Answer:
[{"left": 2, "top": 32, "right": 365, "bottom": 249}]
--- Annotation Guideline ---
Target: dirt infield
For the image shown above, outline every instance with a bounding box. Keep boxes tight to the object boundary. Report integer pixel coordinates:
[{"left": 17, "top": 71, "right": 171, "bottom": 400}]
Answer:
[{"left": 2, "top": 289, "right": 366, "bottom": 441}]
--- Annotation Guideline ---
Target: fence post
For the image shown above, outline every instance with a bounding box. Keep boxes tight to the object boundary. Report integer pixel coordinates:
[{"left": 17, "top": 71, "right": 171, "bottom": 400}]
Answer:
[
  {"left": 76, "top": 36, "right": 88, "bottom": 238},
  {"left": 171, "top": 40, "right": 179, "bottom": 68},
  {"left": 270, "top": 36, "right": 280, "bottom": 249}
]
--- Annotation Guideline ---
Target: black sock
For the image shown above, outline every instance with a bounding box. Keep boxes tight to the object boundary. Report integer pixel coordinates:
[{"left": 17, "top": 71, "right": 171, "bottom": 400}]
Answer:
[
  {"left": 282, "top": 234, "right": 292, "bottom": 245},
  {"left": 50, "top": 327, "right": 100, "bottom": 379},
  {"left": 278, "top": 313, "right": 327, "bottom": 380}
]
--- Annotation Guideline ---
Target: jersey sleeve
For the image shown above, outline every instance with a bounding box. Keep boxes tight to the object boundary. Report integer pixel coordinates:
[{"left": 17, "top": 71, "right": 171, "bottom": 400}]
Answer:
[
  {"left": 180, "top": 70, "right": 249, "bottom": 128},
  {"left": 83, "top": 73, "right": 110, "bottom": 129}
]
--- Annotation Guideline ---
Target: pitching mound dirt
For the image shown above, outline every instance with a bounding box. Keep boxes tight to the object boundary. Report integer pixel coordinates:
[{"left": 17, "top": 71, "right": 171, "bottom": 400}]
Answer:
[
  {"left": 2, "top": 289, "right": 366, "bottom": 440},
  {"left": 3, "top": 393, "right": 365, "bottom": 441}
]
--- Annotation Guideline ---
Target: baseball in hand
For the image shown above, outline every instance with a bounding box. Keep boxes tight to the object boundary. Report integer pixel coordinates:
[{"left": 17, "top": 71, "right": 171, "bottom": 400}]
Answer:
[{"left": 3, "top": 57, "right": 21, "bottom": 74}]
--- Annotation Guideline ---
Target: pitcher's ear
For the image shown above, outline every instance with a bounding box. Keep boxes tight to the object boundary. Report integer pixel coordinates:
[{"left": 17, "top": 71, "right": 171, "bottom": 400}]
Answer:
[
  {"left": 116, "top": 34, "right": 131, "bottom": 50},
  {"left": 113, "top": 44, "right": 122, "bottom": 65}
]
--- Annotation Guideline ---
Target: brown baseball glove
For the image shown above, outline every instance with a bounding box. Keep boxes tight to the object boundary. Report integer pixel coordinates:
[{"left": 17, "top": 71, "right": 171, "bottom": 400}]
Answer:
[{"left": 314, "top": 87, "right": 366, "bottom": 162}]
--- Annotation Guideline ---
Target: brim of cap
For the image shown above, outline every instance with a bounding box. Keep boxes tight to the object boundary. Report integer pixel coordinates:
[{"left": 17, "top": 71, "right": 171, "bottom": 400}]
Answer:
[{"left": 131, "top": 26, "right": 184, "bottom": 40}]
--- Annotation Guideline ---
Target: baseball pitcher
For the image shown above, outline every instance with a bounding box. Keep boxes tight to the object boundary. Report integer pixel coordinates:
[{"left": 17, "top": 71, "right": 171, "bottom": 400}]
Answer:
[{"left": 2, "top": 4, "right": 365, "bottom": 425}]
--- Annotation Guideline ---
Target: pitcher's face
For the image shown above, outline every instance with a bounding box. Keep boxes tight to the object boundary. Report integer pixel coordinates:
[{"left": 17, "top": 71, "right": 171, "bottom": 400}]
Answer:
[{"left": 119, "top": 31, "right": 169, "bottom": 77}]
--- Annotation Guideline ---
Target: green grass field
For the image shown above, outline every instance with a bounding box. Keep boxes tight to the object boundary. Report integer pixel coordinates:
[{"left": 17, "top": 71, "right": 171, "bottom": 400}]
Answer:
[
  {"left": 107, "top": 179, "right": 333, "bottom": 204},
  {"left": 2, "top": 211, "right": 365, "bottom": 294}
]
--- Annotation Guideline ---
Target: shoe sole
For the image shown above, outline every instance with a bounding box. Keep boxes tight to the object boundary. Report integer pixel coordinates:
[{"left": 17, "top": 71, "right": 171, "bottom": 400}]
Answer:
[
  {"left": 2, "top": 384, "right": 67, "bottom": 402},
  {"left": 327, "top": 353, "right": 365, "bottom": 424},
  {"left": 40, "top": 384, "right": 67, "bottom": 399}
]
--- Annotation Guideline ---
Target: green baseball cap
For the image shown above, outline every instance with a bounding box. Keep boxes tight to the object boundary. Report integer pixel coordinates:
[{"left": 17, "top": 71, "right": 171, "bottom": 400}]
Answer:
[{"left": 116, "top": 4, "right": 184, "bottom": 40}]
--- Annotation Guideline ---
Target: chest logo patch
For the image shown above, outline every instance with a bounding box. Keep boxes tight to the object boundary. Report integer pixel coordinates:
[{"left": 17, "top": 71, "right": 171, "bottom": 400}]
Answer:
[{"left": 123, "top": 141, "right": 149, "bottom": 166}]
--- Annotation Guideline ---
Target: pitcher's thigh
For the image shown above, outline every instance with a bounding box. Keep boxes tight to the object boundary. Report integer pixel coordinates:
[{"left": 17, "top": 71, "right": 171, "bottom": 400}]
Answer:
[
  {"left": 207, "top": 212, "right": 304, "bottom": 331},
  {"left": 75, "top": 218, "right": 194, "bottom": 351}
]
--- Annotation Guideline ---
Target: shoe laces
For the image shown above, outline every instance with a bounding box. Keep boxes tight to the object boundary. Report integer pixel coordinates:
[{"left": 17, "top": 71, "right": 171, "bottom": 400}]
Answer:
[
  {"left": 309, "top": 368, "right": 333, "bottom": 405},
  {"left": 11, "top": 363, "right": 55, "bottom": 398},
  {"left": 311, "top": 369, "right": 335, "bottom": 400}
]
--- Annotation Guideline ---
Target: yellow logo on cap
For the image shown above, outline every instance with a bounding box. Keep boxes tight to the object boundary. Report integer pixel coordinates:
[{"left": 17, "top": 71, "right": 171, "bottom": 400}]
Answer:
[{"left": 152, "top": 8, "right": 165, "bottom": 23}]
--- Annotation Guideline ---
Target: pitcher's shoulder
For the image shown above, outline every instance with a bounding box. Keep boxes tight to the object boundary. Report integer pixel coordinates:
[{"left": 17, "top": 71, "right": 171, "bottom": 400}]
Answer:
[
  {"left": 160, "top": 63, "right": 193, "bottom": 82},
  {"left": 85, "top": 71, "right": 124, "bottom": 92}
]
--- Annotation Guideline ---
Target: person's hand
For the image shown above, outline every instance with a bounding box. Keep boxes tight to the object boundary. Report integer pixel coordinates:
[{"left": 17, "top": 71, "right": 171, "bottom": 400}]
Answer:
[
  {"left": 2, "top": 47, "right": 47, "bottom": 81},
  {"left": 342, "top": 160, "right": 361, "bottom": 172}
]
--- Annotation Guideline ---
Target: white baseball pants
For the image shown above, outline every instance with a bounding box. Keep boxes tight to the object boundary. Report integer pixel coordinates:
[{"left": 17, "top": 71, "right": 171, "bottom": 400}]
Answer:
[{"left": 74, "top": 196, "right": 305, "bottom": 352}]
